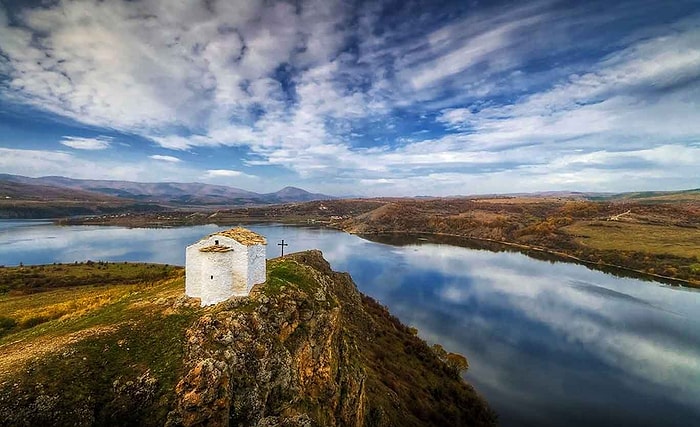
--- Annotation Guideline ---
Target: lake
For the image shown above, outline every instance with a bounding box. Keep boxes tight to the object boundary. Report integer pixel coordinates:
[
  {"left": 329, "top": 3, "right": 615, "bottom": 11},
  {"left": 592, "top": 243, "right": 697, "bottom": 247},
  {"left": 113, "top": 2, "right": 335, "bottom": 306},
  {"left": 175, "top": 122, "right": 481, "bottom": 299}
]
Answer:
[{"left": 1, "top": 220, "right": 699, "bottom": 426}]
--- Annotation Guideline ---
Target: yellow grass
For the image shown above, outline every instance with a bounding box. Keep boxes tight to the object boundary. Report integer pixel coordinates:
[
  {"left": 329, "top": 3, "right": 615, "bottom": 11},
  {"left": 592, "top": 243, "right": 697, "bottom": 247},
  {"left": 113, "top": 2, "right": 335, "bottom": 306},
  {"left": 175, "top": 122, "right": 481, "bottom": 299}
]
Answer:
[
  {"left": 0, "top": 285, "right": 135, "bottom": 327},
  {"left": 0, "top": 275, "right": 192, "bottom": 381},
  {"left": 563, "top": 221, "right": 700, "bottom": 259}
]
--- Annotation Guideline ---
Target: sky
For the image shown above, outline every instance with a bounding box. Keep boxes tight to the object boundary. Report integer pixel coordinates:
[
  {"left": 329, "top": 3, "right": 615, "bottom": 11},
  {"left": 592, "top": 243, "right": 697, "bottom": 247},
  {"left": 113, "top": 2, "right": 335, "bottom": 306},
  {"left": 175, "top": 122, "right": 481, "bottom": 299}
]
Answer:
[{"left": 0, "top": 0, "right": 699, "bottom": 196}]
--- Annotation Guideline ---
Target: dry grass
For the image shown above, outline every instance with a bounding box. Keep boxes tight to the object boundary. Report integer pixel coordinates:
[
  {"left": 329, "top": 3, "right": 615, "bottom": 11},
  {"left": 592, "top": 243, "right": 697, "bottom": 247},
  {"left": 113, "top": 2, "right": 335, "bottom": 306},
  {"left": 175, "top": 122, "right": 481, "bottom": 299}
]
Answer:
[
  {"left": 456, "top": 210, "right": 508, "bottom": 222},
  {"left": 0, "top": 285, "right": 133, "bottom": 329},
  {"left": 473, "top": 197, "right": 571, "bottom": 204},
  {"left": 0, "top": 282, "right": 138, "bottom": 380},
  {"left": 0, "top": 323, "right": 125, "bottom": 380},
  {"left": 0, "top": 269, "right": 193, "bottom": 380},
  {"left": 563, "top": 221, "right": 700, "bottom": 259},
  {"left": 0, "top": 269, "right": 202, "bottom": 425},
  {"left": 605, "top": 189, "right": 700, "bottom": 203}
]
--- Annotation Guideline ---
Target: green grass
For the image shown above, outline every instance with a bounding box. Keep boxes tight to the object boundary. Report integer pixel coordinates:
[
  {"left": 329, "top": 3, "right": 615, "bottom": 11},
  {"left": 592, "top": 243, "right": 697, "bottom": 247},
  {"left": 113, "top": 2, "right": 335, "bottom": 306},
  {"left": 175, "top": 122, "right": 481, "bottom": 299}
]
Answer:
[
  {"left": 0, "top": 262, "right": 181, "bottom": 337},
  {"left": 0, "top": 261, "right": 179, "bottom": 295},
  {"left": 266, "top": 260, "right": 317, "bottom": 294}
]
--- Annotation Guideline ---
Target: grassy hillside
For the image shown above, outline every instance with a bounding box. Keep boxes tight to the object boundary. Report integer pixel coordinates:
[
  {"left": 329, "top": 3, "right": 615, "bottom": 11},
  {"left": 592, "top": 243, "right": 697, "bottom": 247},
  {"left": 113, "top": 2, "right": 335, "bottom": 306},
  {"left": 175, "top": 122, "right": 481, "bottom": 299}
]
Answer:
[
  {"left": 0, "top": 254, "right": 494, "bottom": 426},
  {"left": 596, "top": 189, "right": 700, "bottom": 203},
  {"left": 0, "top": 262, "right": 180, "bottom": 340},
  {"left": 0, "top": 264, "right": 197, "bottom": 425},
  {"left": 563, "top": 221, "right": 700, "bottom": 259},
  {"left": 0, "top": 261, "right": 178, "bottom": 295}
]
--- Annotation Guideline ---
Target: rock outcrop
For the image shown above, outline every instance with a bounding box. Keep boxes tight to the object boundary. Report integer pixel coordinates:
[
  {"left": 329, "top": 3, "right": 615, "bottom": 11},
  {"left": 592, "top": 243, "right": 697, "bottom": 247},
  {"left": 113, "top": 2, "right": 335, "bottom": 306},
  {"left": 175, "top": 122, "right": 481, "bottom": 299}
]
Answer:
[{"left": 167, "top": 251, "right": 495, "bottom": 426}]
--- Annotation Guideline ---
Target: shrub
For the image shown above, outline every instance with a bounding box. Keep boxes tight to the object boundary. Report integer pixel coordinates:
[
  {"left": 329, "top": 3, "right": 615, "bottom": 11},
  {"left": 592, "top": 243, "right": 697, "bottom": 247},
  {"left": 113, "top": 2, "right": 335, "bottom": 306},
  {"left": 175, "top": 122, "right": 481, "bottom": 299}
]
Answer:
[
  {"left": 19, "top": 315, "right": 52, "bottom": 329},
  {"left": 445, "top": 353, "right": 469, "bottom": 374},
  {"left": 0, "top": 316, "right": 17, "bottom": 334}
]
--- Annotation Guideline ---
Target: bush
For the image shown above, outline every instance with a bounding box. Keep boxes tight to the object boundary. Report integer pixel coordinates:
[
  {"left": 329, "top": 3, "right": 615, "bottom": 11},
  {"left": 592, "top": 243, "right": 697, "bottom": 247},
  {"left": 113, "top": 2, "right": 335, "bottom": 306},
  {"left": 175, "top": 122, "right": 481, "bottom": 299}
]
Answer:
[
  {"left": 445, "top": 353, "right": 469, "bottom": 374},
  {"left": 0, "top": 316, "right": 17, "bottom": 333},
  {"left": 19, "top": 315, "right": 52, "bottom": 329}
]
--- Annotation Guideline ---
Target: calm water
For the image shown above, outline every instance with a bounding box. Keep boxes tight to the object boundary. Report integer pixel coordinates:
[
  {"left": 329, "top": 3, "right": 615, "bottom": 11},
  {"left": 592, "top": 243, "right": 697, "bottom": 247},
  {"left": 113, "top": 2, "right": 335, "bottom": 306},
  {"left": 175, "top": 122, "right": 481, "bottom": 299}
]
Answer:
[{"left": 1, "top": 220, "right": 699, "bottom": 426}]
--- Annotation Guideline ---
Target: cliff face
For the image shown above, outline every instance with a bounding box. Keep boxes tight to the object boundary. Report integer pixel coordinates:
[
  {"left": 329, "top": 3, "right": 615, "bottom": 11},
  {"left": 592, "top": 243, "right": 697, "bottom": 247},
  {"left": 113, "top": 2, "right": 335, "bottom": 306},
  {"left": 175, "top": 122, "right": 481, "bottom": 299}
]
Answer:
[
  {"left": 169, "top": 251, "right": 495, "bottom": 426},
  {"left": 0, "top": 252, "right": 495, "bottom": 426},
  {"left": 169, "top": 252, "right": 366, "bottom": 426}
]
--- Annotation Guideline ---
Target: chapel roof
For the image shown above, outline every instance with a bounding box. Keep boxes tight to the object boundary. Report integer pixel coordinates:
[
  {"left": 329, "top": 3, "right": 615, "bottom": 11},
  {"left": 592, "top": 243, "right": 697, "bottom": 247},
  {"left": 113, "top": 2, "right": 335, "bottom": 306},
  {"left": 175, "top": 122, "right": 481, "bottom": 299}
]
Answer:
[
  {"left": 206, "top": 227, "right": 267, "bottom": 246},
  {"left": 199, "top": 244, "right": 233, "bottom": 253}
]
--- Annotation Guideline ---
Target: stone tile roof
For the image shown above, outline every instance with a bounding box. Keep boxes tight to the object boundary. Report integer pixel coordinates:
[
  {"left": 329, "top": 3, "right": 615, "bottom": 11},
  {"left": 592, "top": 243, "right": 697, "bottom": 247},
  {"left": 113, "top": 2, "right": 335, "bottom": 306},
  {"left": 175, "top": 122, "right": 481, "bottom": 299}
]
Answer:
[
  {"left": 199, "top": 244, "right": 233, "bottom": 253},
  {"left": 209, "top": 227, "right": 267, "bottom": 246}
]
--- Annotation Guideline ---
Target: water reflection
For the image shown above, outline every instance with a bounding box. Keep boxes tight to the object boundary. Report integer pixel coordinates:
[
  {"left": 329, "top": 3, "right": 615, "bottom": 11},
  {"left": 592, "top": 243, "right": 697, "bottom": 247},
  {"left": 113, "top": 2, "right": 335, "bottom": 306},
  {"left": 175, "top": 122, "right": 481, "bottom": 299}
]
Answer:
[
  {"left": 386, "top": 247, "right": 700, "bottom": 427},
  {"left": 361, "top": 232, "right": 692, "bottom": 286},
  {"left": 0, "top": 221, "right": 698, "bottom": 426}
]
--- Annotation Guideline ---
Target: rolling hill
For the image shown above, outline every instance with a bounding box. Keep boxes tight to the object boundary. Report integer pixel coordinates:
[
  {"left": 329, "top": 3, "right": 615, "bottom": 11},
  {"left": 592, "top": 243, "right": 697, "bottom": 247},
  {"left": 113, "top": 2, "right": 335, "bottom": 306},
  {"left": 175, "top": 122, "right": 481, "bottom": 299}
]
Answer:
[{"left": 0, "top": 174, "right": 333, "bottom": 206}]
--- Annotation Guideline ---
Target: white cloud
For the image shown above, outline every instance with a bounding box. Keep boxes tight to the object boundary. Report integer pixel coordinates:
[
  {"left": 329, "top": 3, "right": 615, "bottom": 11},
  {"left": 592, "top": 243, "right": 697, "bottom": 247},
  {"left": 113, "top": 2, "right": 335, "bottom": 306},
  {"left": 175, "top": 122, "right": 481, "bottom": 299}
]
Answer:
[
  {"left": 1, "top": 1, "right": 699, "bottom": 194},
  {"left": 446, "top": 25, "right": 700, "bottom": 150},
  {"left": 204, "top": 169, "right": 252, "bottom": 178},
  {"left": 60, "top": 136, "right": 112, "bottom": 150},
  {"left": 405, "top": 13, "right": 546, "bottom": 90},
  {"left": 0, "top": 147, "right": 188, "bottom": 182},
  {"left": 437, "top": 108, "right": 474, "bottom": 128},
  {"left": 149, "top": 155, "right": 182, "bottom": 163},
  {"left": 205, "top": 169, "right": 243, "bottom": 177}
]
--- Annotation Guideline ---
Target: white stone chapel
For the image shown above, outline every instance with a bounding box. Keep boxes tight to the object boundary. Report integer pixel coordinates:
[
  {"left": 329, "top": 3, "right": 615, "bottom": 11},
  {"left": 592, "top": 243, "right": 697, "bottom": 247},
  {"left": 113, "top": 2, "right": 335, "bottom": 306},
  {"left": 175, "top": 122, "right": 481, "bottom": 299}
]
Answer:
[{"left": 185, "top": 227, "right": 267, "bottom": 306}]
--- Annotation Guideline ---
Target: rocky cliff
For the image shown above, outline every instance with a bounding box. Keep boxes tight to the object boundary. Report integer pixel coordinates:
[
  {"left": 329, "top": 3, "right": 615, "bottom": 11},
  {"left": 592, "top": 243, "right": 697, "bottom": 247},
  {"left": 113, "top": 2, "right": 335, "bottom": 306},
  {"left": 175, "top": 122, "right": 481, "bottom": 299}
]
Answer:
[{"left": 0, "top": 252, "right": 496, "bottom": 426}]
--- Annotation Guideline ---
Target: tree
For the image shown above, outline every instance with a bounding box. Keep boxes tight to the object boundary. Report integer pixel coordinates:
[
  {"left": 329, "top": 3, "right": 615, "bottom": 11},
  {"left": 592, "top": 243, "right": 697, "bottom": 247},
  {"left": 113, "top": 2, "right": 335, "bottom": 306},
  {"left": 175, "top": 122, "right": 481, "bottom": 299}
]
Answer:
[{"left": 432, "top": 344, "right": 469, "bottom": 375}]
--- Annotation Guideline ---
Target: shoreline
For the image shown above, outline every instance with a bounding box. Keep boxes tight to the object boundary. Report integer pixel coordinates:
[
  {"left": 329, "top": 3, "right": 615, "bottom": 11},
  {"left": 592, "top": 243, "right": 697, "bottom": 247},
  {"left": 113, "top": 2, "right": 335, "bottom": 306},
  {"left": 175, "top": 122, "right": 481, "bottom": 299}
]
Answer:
[
  {"left": 351, "top": 230, "right": 700, "bottom": 289},
  {"left": 42, "top": 215, "right": 700, "bottom": 289}
]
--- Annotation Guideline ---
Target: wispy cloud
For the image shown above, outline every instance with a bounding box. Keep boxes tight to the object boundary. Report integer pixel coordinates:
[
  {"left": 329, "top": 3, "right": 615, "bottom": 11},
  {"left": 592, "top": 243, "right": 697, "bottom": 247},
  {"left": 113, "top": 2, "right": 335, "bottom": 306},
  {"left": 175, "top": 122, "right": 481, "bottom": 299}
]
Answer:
[
  {"left": 60, "top": 136, "right": 112, "bottom": 150},
  {"left": 149, "top": 155, "right": 181, "bottom": 163},
  {"left": 0, "top": 147, "right": 188, "bottom": 182}
]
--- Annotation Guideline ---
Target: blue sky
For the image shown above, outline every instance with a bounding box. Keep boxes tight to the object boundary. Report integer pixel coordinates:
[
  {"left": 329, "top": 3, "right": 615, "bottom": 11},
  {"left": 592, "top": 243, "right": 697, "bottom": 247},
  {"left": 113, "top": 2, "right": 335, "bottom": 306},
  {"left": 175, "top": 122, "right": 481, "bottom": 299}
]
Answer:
[{"left": 0, "top": 0, "right": 699, "bottom": 196}]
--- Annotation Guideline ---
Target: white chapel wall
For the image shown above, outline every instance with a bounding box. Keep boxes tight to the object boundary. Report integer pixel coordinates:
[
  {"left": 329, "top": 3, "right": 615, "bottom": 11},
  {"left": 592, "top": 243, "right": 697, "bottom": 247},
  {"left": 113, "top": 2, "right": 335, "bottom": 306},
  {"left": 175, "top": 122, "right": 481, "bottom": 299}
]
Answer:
[
  {"left": 185, "top": 245, "right": 202, "bottom": 298},
  {"left": 247, "top": 244, "right": 267, "bottom": 291}
]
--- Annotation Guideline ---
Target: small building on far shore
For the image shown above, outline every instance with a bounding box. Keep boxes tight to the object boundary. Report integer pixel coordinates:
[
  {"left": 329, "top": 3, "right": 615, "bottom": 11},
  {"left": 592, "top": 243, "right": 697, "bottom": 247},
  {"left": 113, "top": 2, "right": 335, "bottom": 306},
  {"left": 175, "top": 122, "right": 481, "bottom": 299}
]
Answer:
[{"left": 185, "top": 227, "right": 267, "bottom": 306}]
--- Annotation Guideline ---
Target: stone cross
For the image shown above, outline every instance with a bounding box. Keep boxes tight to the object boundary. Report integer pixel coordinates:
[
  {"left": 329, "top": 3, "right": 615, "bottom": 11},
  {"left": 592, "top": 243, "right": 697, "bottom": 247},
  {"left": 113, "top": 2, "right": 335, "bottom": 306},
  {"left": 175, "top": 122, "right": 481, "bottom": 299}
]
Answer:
[{"left": 278, "top": 239, "right": 288, "bottom": 257}]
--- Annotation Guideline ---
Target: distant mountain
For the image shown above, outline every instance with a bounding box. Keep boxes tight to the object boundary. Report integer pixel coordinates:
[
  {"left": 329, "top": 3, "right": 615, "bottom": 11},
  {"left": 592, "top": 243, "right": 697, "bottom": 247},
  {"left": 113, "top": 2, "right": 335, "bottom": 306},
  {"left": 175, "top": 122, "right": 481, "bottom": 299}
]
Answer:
[
  {"left": 0, "top": 174, "right": 334, "bottom": 206},
  {"left": 263, "top": 186, "right": 333, "bottom": 203},
  {"left": 0, "top": 177, "right": 164, "bottom": 219},
  {"left": 0, "top": 179, "right": 120, "bottom": 202}
]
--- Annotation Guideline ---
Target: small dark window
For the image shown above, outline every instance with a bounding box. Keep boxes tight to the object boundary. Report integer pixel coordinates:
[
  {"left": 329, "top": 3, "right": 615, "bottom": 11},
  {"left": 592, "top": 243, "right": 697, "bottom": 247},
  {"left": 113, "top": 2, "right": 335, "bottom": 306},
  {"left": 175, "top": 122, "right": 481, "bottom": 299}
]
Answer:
[
  {"left": 215, "top": 240, "right": 219, "bottom": 245},
  {"left": 210, "top": 275, "right": 214, "bottom": 279}
]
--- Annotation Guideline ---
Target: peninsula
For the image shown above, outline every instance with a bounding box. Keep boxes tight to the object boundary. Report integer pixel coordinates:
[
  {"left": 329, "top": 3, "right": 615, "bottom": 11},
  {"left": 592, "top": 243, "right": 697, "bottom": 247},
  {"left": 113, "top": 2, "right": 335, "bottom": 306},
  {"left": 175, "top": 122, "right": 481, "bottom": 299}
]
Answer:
[{"left": 0, "top": 252, "right": 496, "bottom": 426}]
